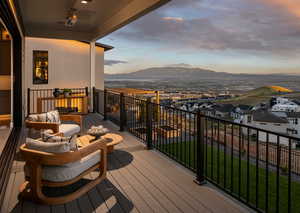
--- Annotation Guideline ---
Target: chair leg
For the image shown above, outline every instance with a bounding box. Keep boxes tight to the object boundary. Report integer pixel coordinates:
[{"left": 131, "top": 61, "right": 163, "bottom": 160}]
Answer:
[{"left": 19, "top": 162, "right": 107, "bottom": 205}]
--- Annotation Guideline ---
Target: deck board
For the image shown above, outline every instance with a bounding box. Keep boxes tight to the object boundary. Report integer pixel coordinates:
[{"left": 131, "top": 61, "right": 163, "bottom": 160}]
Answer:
[
  {"left": 0, "top": 127, "right": 11, "bottom": 155},
  {"left": 1, "top": 114, "right": 250, "bottom": 213}
]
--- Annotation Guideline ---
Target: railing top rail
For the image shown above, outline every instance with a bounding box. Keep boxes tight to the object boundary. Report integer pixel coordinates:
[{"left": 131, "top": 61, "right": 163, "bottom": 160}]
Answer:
[
  {"left": 123, "top": 94, "right": 197, "bottom": 115},
  {"left": 29, "top": 87, "right": 87, "bottom": 91}
]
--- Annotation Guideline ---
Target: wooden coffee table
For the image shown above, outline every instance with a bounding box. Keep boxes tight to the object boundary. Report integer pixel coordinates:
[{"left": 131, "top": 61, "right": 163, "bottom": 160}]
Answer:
[{"left": 77, "top": 133, "right": 123, "bottom": 153}]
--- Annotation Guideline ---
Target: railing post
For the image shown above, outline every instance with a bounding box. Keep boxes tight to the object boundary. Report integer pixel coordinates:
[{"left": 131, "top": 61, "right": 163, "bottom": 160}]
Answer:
[
  {"left": 85, "top": 87, "right": 89, "bottom": 97},
  {"left": 194, "top": 111, "right": 206, "bottom": 185},
  {"left": 92, "top": 87, "right": 96, "bottom": 113},
  {"left": 119, "top": 93, "right": 125, "bottom": 131},
  {"left": 93, "top": 87, "right": 99, "bottom": 113},
  {"left": 27, "top": 88, "right": 30, "bottom": 116},
  {"left": 103, "top": 89, "right": 107, "bottom": 121},
  {"left": 146, "top": 97, "right": 153, "bottom": 150}
]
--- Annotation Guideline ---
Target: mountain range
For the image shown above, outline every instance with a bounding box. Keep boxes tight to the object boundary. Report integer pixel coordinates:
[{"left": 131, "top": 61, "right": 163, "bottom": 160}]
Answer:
[{"left": 105, "top": 67, "right": 298, "bottom": 81}]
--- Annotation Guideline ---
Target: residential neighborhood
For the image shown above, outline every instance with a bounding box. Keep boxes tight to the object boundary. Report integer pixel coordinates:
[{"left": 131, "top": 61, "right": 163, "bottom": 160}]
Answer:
[{"left": 169, "top": 96, "right": 300, "bottom": 146}]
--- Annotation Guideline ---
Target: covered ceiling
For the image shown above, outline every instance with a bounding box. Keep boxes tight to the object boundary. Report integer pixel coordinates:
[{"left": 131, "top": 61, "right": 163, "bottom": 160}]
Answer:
[{"left": 15, "top": 0, "right": 170, "bottom": 41}]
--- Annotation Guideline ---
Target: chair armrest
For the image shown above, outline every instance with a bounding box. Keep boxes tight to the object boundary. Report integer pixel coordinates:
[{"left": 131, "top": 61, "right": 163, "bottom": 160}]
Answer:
[
  {"left": 78, "top": 138, "right": 107, "bottom": 159},
  {"left": 19, "top": 138, "right": 107, "bottom": 166},
  {"left": 25, "top": 121, "right": 59, "bottom": 133},
  {"left": 60, "top": 114, "right": 82, "bottom": 127},
  {"left": 36, "top": 132, "right": 64, "bottom": 141}
]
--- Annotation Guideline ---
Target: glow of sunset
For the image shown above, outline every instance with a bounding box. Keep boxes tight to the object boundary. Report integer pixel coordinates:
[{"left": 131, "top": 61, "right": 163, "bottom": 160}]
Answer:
[{"left": 268, "top": 0, "right": 300, "bottom": 17}]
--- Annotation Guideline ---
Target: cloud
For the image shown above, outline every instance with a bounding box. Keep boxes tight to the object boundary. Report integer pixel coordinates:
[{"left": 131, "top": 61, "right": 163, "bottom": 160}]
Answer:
[
  {"left": 110, "top": 0, "right": 300, "bottom": 56},
  {"left": 104, "top": 60, "right": 127, "bottom": 66},
  {"left": 266, "top": 0, "right": 300, "bottom": 17},
  {"left": 162, "top": 17, "right": 184, "bottom": 22}
]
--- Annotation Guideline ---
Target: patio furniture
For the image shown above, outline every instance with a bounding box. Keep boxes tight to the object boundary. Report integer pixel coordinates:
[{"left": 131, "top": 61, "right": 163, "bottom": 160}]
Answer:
[
  {"left": 25, "top": 111, "right": 82, "bottom": 137},
  {"left": 19, "top": 137, "right": 107, "bottom": 205},
  {"left": 77, "top": 133, "right": 123, "bottom": 153}
]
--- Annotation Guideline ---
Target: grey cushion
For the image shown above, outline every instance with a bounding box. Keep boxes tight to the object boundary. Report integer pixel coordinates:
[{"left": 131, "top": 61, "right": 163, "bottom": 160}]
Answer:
[
  {"left": 25, "top": 138, "right": 71, "bottom": 153},
  {"left": 24, "top": 150, "right": 101, "bottom": 182},
  {"left": 59, "top": 124, "right": 80, "bottom": 137}
]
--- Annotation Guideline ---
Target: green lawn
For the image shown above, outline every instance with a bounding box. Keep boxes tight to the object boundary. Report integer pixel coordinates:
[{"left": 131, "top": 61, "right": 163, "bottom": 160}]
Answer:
[{"left": 155, "top": 141, "right": 300, "bottom": 213}]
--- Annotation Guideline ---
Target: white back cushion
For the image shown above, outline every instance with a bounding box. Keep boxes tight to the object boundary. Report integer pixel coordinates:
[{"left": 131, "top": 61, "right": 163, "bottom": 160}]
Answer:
[
  {"left": 26, "top": 138, "right": 71, "bottom": 153},
  {"left": 27, "top": 110, "right": 61, "bottom": 124}
]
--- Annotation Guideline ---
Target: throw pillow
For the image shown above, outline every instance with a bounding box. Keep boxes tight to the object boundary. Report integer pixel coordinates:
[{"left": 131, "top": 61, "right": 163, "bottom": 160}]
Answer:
[{"left": 41, "top": 130, "right": 77, "bottom": 151}]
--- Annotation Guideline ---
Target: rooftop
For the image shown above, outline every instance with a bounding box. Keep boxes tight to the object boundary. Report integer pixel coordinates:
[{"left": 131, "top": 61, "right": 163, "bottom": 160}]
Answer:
[{"left": 253, "top": 110, "right": 289, "bottom": 124}]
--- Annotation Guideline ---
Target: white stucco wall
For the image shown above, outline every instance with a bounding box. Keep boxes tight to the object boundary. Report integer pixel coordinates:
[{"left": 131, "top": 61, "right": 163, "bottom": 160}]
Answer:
[
  {"left": 95, "top": 46, "right": 104, "bottom": 90},
  {"left": 24, "top": 37, "right": 105, "bottom": 115},
  {"left": 25, "top": 37, "right": 104, "bottom": 89}
]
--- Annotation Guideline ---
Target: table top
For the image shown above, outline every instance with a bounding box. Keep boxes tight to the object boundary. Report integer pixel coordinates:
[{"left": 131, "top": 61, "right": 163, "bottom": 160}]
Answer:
[{"left": 77, "top": 133, "right": 123, "bottom": 148}]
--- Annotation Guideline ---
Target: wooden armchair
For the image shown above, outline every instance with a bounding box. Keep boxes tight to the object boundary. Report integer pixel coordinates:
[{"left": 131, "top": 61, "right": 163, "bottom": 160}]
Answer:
[
  {"left": 25, "top": 114, "right": 82, "bottom": 136},
  {"left": 19, "top": 138, "right": 107, "bottom": 205}
]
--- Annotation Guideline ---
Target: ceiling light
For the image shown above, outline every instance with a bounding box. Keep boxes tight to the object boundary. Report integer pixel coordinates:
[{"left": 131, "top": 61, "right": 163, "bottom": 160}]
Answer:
[{"left": 81, "top": 0, "right": 92, "bottom": 4}]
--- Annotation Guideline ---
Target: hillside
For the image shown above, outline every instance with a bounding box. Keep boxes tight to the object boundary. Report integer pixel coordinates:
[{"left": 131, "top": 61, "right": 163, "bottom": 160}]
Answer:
[
  {"left": 244, "top": 86, "right": 293, "bottom": 97},
  {"left": 219, "top": 86, "right": 293, "bottom": 105}
]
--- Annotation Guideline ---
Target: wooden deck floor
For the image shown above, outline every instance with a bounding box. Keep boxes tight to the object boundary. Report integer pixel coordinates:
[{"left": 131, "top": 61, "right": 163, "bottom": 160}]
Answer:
[
  {"left": 0, "top": 127, "right": 11, "bottom": 154},
  {"left": 1, "top": 114, "right": 250, "bottom": 213}
]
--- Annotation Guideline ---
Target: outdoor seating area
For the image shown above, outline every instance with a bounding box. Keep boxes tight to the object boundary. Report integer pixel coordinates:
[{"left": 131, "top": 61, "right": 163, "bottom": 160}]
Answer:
[
  {"left": 25, "top": 111, "right": 82, "bottom": 137},
  {"left": 1, "top": 113, "right": 248, "bottom": 213}
]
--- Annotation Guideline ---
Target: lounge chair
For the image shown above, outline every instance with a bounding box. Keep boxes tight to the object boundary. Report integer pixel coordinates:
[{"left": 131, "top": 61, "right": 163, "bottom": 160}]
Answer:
[
  {"left": 19, "top": 137, "right": 107, "bottom": 205},
  {"left": 25, "top": 111, "right": 82, "bottom": 137}
]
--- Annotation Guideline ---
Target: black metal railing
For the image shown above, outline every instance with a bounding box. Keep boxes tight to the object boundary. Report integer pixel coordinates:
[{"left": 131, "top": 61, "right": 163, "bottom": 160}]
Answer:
[
  {"left": 93, "top": 88, "right": 300, "bottom": 213},
  {"left": 27, "top": 87, "right": 88, "bottom": 115}
]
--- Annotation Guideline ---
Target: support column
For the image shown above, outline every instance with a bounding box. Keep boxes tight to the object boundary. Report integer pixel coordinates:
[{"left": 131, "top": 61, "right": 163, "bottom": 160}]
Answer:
[{"left": 90, "top": 41, "right": 96, "bottom": 112}]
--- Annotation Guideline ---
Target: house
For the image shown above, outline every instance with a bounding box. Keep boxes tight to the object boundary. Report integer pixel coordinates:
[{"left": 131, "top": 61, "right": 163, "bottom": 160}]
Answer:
[
  {"left": 231, "top": 104, "right": 252, "bottom": 121},
  {"left": 214, "top": 104, "right": 234, "bottom": 118},
  {"left": 286, "top": 112, "right": 300, "bottom": 136},
  {"left": 270, "top": 97, "right": 300, "bottom": 112},
  {"left": 242, "top": 109, "right": 295, "bottom": 146}
]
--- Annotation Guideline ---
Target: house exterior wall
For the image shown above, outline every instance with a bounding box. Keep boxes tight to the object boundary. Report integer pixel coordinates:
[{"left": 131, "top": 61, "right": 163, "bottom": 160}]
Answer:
[
  {"left": 25, "top": 37, "right": 104, "bottom": 89},
  {"left": 95, "top": 47, "right": 104, "bottom": 90},
  {"left": 24, "top": 37, "right": 105, "bottom": 115},
  {"left": 243, "top": 118, "right": 292, "bottom": 146},
  {"left": 272, "top": 103, "right": 300, "bottom": 112}
]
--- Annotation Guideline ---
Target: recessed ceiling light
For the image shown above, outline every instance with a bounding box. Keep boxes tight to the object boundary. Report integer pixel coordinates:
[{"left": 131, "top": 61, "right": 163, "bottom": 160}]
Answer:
[{"left": 81, "top": 0, "right": 92, "bottom": 4}]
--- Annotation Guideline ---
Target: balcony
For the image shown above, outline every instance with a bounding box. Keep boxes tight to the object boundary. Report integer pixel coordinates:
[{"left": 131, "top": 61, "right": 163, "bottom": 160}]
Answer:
[
  {"left": 1, "top": 87, "right": 299, "bottom": 213},
  {"left": 1, "top": 114, "right": 247, "bottom": 213}
]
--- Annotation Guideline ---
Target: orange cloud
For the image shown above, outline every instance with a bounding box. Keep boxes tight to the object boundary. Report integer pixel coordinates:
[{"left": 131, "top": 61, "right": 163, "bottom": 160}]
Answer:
[
  {"left": 267, "top": 0, "right": 300, "bottom": 17},
  {"left": 162, "top": 17, "right": 184, "bottom": 22}
]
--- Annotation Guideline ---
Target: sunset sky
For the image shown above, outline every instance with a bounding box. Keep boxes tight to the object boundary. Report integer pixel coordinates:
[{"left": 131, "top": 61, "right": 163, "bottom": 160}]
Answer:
[{"left": 99, "top": 0, "right": 300, "bottom": 74}]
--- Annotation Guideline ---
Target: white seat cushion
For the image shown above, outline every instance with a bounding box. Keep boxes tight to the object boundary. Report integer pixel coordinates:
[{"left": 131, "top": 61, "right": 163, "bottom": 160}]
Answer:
[
  {"left": 59, "top": 124, "right": 80, "bottom": 137},
  {"left": 24, "top": 150, "right": 101, "bottom": 182}
]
